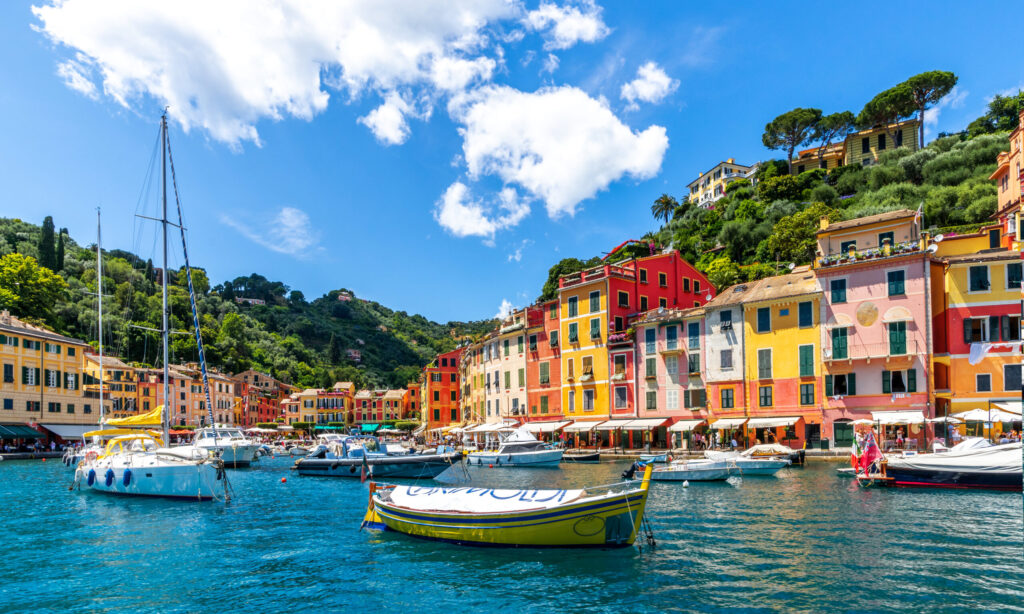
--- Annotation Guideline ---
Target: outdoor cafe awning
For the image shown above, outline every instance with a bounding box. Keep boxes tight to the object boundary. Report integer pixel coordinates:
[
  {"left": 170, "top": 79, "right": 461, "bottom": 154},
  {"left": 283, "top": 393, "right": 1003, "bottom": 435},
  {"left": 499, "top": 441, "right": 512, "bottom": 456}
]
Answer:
[
  {"left": 993, "top": 402, "right": 1022, "bottom": 415},
  {"left": 523, "top": 421, "right": 571, "bottom": 434},
  {"left": 41, "top": 424, "right": 94, "bottom": 439},
  {"left": 595, "top": 419, "right": 633, "bottom": 431},
  {"left": 953, "top": 408, "right": 1021, "bottom": 423},
  {"left": 563, "top": 421, "right": 604, "bottom": 433},
  {"left": 710, "top": 418, "right": 747, "bottom": 429},
  {"left": 467, "top": 423, "right": 503, "bottom": 433},
  {"left": 360, "top": 423, "right": 380, "bottom": 433},
  {"left": 745, "top": 416, "right": 801, "bottom": 429},
  {"left": 622, "top": 418, "right": 670, "bottom": 429},
  {"left": 870, "top": 410, "right": 925, "bottom": 425},
  {"left": 0, "top": 424, "right": 44, "bottom": 439},
  {"left": 668, "top": 419, "right": 705, "bottom": 432}
]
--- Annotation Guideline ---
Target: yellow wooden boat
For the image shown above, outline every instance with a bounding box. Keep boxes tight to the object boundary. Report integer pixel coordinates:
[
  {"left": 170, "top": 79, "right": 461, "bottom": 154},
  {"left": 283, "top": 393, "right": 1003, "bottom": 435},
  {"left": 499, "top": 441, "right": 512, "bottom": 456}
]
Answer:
[{"left": 361, "top": 464, "right": 653, "bottom": 548}]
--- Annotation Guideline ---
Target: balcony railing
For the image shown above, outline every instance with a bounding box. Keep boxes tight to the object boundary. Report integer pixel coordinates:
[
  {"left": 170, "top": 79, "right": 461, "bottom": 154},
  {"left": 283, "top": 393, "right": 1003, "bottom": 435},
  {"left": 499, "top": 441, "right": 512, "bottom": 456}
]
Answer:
[
  {"left": 816, "top": 240, "right": 923, "bottom": 268},
  {"left": 822, "top": 340, "right": 921, "bottom": 362},
  {"left": 559, "top": 263, "right": 636, "bottom": 289},
  {"left": 607, "top": 330, "right": 634, "bottom": 346}
]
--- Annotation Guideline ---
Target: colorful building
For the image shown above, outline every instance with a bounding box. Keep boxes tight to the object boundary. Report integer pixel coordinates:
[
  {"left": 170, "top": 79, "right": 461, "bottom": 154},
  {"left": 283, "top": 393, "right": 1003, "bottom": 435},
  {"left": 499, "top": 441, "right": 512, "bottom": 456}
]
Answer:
[
  {"left": 790, "top": 119, "right": 922, "bottom": 175},
  {"left": 703, "top": 282, "right": 762, "bottom": 433},
  {"left": 495, "top": 309, "right": 528, "bottom": 420},
  {"left": 686, "top": 158, "right": 757, "bottom": 208},
  {"left": 482, "top": 333, "right": 503, "bottom": 423},
  {"left": 422, "top": 347, "right": 463, "bottom": 430},
  {"left": 82, "top": 353, "right": 136, "bottom": 420},
  {"left": 815, "top": 210, "right": 932, "bottom": 449},
  {"left": 525, "top": 300, "right": 561, "bottom": 421},
  {"left": 989, "top": 109, "right": 1023, "bottom": 251}
]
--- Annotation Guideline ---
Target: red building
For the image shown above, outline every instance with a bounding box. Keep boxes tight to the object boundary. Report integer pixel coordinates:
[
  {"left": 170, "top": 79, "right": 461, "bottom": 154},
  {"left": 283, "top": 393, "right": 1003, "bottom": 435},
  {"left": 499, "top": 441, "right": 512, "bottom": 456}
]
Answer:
[
  {"left": 423, "top": 347, "right": 463, "bottom": 430},
  {"left": 525, "top": 300, "right": 562, "bottom": 420}
]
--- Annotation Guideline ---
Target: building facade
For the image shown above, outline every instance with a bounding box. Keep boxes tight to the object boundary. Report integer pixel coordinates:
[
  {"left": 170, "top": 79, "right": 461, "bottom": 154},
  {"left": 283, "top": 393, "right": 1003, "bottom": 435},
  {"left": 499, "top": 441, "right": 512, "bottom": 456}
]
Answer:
[
  {"left": 687, "top": 159, "right": 757, "bottom": 208},
  {"left": 423, "top": 347, "right": 462, "bottom": 430},
  {"left": 525, "top": 301, "right": 562, "bottom": 420}
]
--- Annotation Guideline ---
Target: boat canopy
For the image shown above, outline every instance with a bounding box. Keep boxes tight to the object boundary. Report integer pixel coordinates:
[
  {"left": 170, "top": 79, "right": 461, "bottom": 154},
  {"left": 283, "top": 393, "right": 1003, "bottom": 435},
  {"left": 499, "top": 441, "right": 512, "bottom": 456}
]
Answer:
[
  {"left": 388, "top": 485, "right": 586, "bottom": 513},
  {"left": 668, "top": 419, "right": 705, "bottom": 432},
  {"left": 623, "top": 418, "right": 669, "bottom": 429},
  {"left": 710, "top": 418, "right": 747, "bottom": 429},
  {"left": 953, "top": 408, "right": 1022, "bottom": 423},
  {"left": 523, "top": 421, "right": 571, "bottom": 433},
  {"left": 563, "top": 421, "right": 603, "bottom": 432},
  {"left": 870, "top": 410, "right": 925, "bottom": 425},
  {"left": 595, "top": 419, "right": 633, "bottom": 431},
  {"left": 888, "top": 442, "right": 1021, "bottom": 473},
  {"left": 107, "top": 406, "right": 164, "bottom": 427},
  {"left": 746, "top": 416, "right": 800, "bottom": 428},
  {"left": 41, "top": 423, "right": 94, "bottom": 439}
]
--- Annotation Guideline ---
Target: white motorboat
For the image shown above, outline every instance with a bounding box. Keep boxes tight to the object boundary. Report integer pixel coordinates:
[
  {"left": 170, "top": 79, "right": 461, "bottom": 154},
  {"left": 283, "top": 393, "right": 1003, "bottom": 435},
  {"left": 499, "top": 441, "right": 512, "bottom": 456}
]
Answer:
[
  {"left": 704, "top": 449, "right": 790, "bottom": 476},
  {"left": 649, "top": 459, "right": 732, "bottom": 481},
  {"left": 179, "top": 426, "right": 260, "bottom": 468},
  {"left": 465, "top": 426, "right": 563, "bottom": 467},
  {"left": 75, "top": 433, "right": 226, "bottom": 500}
]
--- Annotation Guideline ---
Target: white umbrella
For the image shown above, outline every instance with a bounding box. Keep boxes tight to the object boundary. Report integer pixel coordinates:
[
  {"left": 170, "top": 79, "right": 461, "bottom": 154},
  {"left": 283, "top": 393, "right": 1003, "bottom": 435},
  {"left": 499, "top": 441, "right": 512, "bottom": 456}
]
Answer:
[
  {"left": 953, "top": 408, "right": 1022, "bottom": 423},
  {"left": 926, "top": 416, "right": 962, "bottom": 423}
]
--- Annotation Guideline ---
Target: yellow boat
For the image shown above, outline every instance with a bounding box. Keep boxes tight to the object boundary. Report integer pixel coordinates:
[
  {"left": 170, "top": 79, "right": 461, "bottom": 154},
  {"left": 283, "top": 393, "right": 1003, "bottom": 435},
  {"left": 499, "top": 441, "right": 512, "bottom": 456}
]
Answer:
[{"left": 361, "top": 464, "right": 653, "bottom": 548}]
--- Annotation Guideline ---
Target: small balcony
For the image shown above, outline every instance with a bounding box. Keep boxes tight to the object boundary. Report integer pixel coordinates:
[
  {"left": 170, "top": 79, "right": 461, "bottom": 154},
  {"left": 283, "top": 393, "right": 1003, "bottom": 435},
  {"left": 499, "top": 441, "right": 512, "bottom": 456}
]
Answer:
[
  {"left": 559, "top": 263, "right": 636, "bottom": 289},
  {"left": 816, "top": 240, "right": 923, "bottom": 268},
  {"left": 659, "top": 344, "right": 684, "bottom": 355},
  {"left": 822, "top": 340, "right": 921, "bottom": 362},
  {"left": 607, "top": 330, "right": 634, "bottom": 347}
]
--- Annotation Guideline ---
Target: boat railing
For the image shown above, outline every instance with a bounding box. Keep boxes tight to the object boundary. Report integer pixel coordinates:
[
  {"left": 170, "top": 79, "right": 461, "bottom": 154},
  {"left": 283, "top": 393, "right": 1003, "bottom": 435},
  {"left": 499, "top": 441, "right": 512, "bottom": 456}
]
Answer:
[{"left": 581, "top": 479, "right": 644, "bottom": 496}]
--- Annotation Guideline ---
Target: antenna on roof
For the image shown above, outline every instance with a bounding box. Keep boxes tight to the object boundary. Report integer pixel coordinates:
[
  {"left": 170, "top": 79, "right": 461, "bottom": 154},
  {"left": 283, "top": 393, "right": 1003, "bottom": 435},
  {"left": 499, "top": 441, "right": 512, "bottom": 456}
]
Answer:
[
  {"left": 787, "top": 263, "right": 795, "bottom": 271},
  {"left": 933, "top": 234, "right": 944, "bottom": 243},
  {"left": 705, "top": 293, "right": 712, "bottom": 301},
  {"left": 926, "top": 244, "right": 938, "bottom": 254}
]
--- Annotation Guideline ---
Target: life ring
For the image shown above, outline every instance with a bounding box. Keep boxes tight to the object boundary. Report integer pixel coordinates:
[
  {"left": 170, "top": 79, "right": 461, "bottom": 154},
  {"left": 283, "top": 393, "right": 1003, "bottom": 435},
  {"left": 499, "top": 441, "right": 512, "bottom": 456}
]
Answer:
[
  {"left": 122, "top": 468, "right": 132, "bottom": 487},
  {"left": 104, "top": 468, "right": 115, "bottom": 487},
  {"left": 87, "top": 469, "right": 96, "bottom": 486},
  {"left": 85, "top": 451, "right": 98, "bottom": 463}
]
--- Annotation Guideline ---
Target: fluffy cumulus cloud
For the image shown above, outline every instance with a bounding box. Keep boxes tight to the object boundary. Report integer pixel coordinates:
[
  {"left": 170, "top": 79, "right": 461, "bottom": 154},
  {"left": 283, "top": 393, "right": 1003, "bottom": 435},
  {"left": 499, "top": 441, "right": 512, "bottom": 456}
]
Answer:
[
  {"left": 31, "top": 0, "right": 518, "bottom": 147},
  {"left": 221, "top": 206, "right": 319, "bottom": 256},
  {"left": 448, "top": 85, "right": 668, "bottom": 219},
  {"left": 434, "top": 182, "right": 530, "bottom": 242},
  {"left": 358, "top": 93, "right": 413, "bottom": 145},
  {"left": 524, "top": 0, "right": 610, "bottom": 50},
  {"left": 620, "top": 61, "right": 678, "bottom": 109},
  {"left": 494, "top": 298, "right": 514, "bottom": 319}
]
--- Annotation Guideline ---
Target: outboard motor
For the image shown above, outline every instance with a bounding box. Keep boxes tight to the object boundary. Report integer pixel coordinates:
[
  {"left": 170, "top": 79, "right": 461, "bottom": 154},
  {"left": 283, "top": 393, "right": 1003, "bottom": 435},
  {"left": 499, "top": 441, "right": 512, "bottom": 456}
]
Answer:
[{"left": 621, "top": 461, "right": 643, "bottom": 480}]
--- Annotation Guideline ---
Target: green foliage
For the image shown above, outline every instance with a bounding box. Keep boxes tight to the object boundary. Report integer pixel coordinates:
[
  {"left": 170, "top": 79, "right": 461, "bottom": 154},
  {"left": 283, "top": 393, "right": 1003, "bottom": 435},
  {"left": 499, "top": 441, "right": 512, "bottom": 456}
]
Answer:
[
  {"left": 812, "top": 111, "right": 856, "bottom": 156},
  {"left": 762, "top": 108, "right": 823, "bottom": 172},
  {"left": 651, "top": 194, "right": 678, "bottom": 224},
  {"left": 757, "top": 175, "right": 801, "bottom": 203},
  {"left": 292, "top": 422, "right": 313, "bottom": 432},
  {"left": 394, "top": 420, "right": 420, "bottom": 431},
  {"left": 968, "top": 90, "right": 1023, "bottom": 136},
  {"left": 38, "top": 216, "right": 56, "bottom": 271},
  {"left": 539, "top": 257, "right": 601, "bottom": 301},
  {"left": 704, "top": 256, "right": 741, "bottom": 290},
  {"left": 255, "top": 422, "right": 279, "bottom": 430},
  {"left": 0, "top": 253, "right": 68, "bottom": 326},
  {"left": 759, "top": 203, "right": 836, "bottom": 266}
]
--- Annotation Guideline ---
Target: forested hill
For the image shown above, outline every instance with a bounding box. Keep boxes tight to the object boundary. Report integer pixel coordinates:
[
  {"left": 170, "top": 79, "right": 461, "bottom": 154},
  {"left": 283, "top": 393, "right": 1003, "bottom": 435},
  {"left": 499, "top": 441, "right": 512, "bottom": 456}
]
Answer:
[{"left": 0, "top": 217, "right": 495, "bottom": 389}]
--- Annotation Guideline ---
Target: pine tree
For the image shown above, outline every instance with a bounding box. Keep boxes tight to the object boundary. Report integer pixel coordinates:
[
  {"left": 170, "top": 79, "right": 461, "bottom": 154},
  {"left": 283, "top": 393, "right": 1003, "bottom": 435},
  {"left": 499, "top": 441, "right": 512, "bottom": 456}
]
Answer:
[
  {"left": 38, "top": 216, "right": 56, "bottom": 270},
  {"left": 56, "top": 229, "right": 66, "bottom": 272},
  {"left": 327, "top": 332, "right": 341, "bottom": 363},
  {"left": 145, "top": 259, "right": 154, "bottom": 281}
]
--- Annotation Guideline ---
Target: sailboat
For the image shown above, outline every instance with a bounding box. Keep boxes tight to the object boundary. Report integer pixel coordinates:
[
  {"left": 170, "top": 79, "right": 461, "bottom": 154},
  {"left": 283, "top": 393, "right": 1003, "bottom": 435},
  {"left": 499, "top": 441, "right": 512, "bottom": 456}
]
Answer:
[{"left": 73, "top": 114, "right": 228, "bottom": 501}]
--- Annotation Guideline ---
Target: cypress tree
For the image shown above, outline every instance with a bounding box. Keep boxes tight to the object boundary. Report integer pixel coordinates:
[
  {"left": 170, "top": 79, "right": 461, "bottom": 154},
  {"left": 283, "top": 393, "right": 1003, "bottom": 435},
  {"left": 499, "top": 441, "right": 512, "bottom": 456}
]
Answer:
[
  {"left": 56, "top": 229, "right": 66, "bottom": 271},
  {"left": 327, "top": 332, "right": 341, "bottom": 363},
  {"left": 39, "top": 216, "right": 56, "bottom": 270}
]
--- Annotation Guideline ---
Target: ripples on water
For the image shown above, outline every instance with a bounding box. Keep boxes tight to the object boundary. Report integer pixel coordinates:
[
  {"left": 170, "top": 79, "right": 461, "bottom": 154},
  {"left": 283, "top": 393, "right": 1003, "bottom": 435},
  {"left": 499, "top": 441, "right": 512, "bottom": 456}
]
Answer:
[{"left": 0, "top": 458, "right": 1020, "bottom": 613}]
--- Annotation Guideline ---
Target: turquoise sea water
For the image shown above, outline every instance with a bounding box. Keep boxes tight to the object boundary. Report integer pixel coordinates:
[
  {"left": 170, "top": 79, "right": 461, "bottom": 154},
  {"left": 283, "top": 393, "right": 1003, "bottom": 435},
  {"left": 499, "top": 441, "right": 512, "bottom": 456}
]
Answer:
[{"left": 0, "top": 457, "right": 1021, "bottom": 613}]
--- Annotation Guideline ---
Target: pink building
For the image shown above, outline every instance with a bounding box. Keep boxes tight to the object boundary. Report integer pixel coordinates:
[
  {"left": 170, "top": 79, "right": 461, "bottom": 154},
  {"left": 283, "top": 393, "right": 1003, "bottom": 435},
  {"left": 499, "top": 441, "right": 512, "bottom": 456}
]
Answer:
[{"left": 815, "top": 210, "right": 933, "bottom": 449}]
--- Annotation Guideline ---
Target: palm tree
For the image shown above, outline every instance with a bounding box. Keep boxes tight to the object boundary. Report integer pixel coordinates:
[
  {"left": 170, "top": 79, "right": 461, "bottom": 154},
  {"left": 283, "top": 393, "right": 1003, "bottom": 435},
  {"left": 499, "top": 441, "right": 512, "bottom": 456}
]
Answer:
[{"left": 651, "top": 194, "right": 678, "bottom": 225}]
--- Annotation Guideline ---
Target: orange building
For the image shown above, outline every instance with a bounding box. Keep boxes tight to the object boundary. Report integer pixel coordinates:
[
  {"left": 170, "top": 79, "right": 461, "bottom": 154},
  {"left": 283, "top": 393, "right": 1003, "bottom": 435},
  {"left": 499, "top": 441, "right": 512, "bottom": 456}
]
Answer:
[
  {"left": 423, "top": 347, "right": 463, "bottom": 429},
  {"left": 525, "top": 300, "right": 561, "bottom": 421}
]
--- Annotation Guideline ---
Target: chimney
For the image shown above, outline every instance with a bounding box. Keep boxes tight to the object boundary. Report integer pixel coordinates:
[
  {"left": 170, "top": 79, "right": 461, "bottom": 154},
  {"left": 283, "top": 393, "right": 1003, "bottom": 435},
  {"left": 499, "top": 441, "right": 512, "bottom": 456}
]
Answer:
[{"left": 820, "top": 216, "right": 830, "bottom": 230}]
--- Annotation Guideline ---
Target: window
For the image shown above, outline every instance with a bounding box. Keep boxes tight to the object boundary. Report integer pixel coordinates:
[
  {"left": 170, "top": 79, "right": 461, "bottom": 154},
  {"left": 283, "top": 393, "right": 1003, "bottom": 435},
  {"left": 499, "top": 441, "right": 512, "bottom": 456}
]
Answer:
[
  {"left": 645, "top": 357, "right": 656, "bottom": 378},
  {"left": 504, "top": 339, "right": 509, "bottom": 357},
  {"left": 21, "top": 367, "right": 38, "bottom": 386},
  {"left": 1002, "top": 315, "right": 1021, "bottom": 342},
  {"left": 666, "top": 389, "right": 678, "bottom": 410},
  {"left": 22, "top": 339, "right": 40, "bottom": 350},
  {"left": 504, "top": 371, "right": 511, "bottom": 389},
  {"left": 617, "top": 291, "right": 629, "bottom": 308},
  {"left": 431, "top": 373, "right": 442, "bottom": 382},
  {"left": 549, "top": 331, "right": 559, "bottom": 347},
  {"left": 720, "top": 388, "right": 734, "bottom": 409},
  {"left": 450, "top": 373, "right": 457, "bottom": 383},
  {"left": 640, "top": 296, "right": 648, "bottom": 311},
  {"left": 2, "top": 399, "right": 10, "bottom": 410},
  {"left": 46, "top": 369, "right": 59, "bottom": 388},
  {"left": 518, "top": 368, "right": 525, "bottom": 387},
  {"left": 666, "top": 326, "right": 678, "bottom": 350},
  {"left": 645, "top": 328, "right": 656, "bottom": 353},
  {"left": 590, "top": 318, "right": 601, "bottom": 339},
  {"left": 583, "top": 390, "right": 594, "bottom": 411},
  {"left": 720, "top": 309, "right": 733, "bottom": 330},
  {"left": 895, "top": 130, "right": 903, "bottom": 147},
  {"left": 881, "top": 369, "right": 916, "bottom": 394},
  {"left": 539, "top": 395, "right": 549, "bottom": 414},
  {"left": 433, "top": 390, "right": 440, "bottom": 402},
  {"left": 450, "top": 390, "right": 457, "bottom": 402},
  {"left": 659, "top": 297, "right": 667, "bottom": 308},
  {"left": 664, "top": 355, "right": 678, "bottom": 376},
  {"left": 720, "top": 349, "right": 733, "bottom": 369},
  {"left": 799, "top": 345, "right": 814, "bottom": 377},
  {"left": 831, "top": 328, "right": 848, "bottom": 360},
  {"left": 756, "top": 307, "right": 771, "bottom": 333},
  {"left": 614, "top": 386, "right": 628, "bottom": 409},
  {"left": 861, "top": 137, "right": 870, "bottom": 154},
  {"left": 694, "top": 281, "right": 701, "bottom": 294},
  {"left": 877, "top": 133, "right": 886, "bottom": 150},
  {"left": 794, "top": 301, "right": 812, "bottom": 328},
  {"left": 756, "top": 348, "right": 772, "bottom": 379},
  {"left": 589, "top": 290, "right": 600, "bottom": 313},
  {"left": 529, "top": 334, "right": 538, "bottom": 351},
  {"left": 567, "top": 358, "right": 574, "bottom": 379},
  {"left": 568, "top": 390, "right": 575, "bottom": 413},
  {"left": 568, "top": 296, "right": 578, "bottom": 317},
  {"left": 963, "top": 318, "right": 986, "bottom": 343},
  {"left": 889, "top": 322, "right": 907, "bottom": 355},
  {"left": 1007, "top": 263, "right": 1022, "bottom": 290},
  {"left": 0, "top": 335, "right": 16, "bottom": 347},
  {"left": 758, "top": 386, "right": 773, "bottom": 407},
  {"left": 976, "top": 373, "right": 992, "bottom": 393},
  {"left": 518, "top": 336, "right": 524, "bottom": 353},
  {"left": 989, "top": 228, "right": 1000, "bottom": 249},
  {"left": 539, "top": 362, "right": 550, "bottom": 385},
  {"left": 687, "top": 353, "right": 700, "bottom": 374},
  {"left": 645, "top": 390, "right": 657, "bottom": 410},
  {"left": 2, "top": 364, "right": 11, "bottom": 383},
  {"left": 683, "top": 278, "right": 691, "bottom": 293},
  {"left": 84, "top": 404, "right": 92, "bottom": 414},
  {"left": 1004, "top": 365, "right": 1022, "bottom": 391},
  {"left": 658, "top": 272, "right": 667, "bottom": 287},
  {"left": 688, "top": 322, "right": 700, "bottom": 349},
  {"left": 878, "top": 231, "right": 894, "bottom": 247},
  {"left": 800, "top": 383, "right": 814, "bottom": 406},
  {"left": 639, "top": 269, "right": 648, "bottom": 284},
  {"left": 582, "top": 357, "right": 593, "bottom": 376},
  {"left": 614, "top": 316, "right": 624, "bottom": 332},
  {"left": 830, "top": 278, "right": 847, "bottom": 303},
  {"left": 568, "top": 323, "right": 579, "bottom": 343},
  {"left": 613, "top": 354, "right": 626, "bottom": 375},
  {"left": 969, "top": 266, "right": 989, "bottom": 291},
  {"left": 440, "top": 358, "right": 447, "bottom": 368},
  {"left": 887, "top": 270, "right": 905, "bottom": 296},
  {"left": 549, "top": 303, "right": 557, "bottom": 319}
]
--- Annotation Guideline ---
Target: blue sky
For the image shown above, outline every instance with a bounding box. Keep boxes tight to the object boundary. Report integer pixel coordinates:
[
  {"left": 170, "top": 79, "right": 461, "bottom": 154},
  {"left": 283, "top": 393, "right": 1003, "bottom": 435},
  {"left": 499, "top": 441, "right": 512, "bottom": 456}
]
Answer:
[{"left": 0, "top": 1, "right": 1017, "bottom": 323}]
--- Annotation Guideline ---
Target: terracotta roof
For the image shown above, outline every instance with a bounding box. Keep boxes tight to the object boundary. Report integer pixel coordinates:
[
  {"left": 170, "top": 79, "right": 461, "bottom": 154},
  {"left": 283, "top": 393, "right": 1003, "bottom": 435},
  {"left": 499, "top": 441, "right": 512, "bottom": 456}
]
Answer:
[
  {"left": 942, "top": 248, "right": 1021, "bottom": 264},
  {"left": 635, "top": 305, "right": 705, "bottom": 325},
  {"left": 743, "top": 271, "right": 821, "bottom": 303},
  {"left": 703, "top": 279, "right": 768, "bottom": 309},
  {"left": 0, "top": 312, "right": 89, "bottom": 347},
  {"left": 83, "top": 353, "right": 133, "bottom": 370},
  {"left": 818, "top": 209, "right": 917, "bottom": 234}
]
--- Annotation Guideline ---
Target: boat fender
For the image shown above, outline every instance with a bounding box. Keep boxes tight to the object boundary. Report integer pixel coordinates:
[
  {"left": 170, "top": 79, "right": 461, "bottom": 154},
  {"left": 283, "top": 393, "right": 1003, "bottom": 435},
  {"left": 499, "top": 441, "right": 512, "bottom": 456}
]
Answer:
[
  {"left": 488, "top": 464, "right": 493, "bottom": 468},
  {"left": 507, "top": 455, "right": 512, "bottom": 463},
  {"left": 104, "top": 468, "right": 115, "bottom": 487},
  {"left": 122, "top": 468, "right": 132, "bottom": 487},
  {"left": 87, "top": 469, "right": 96, "bottom": 486},
  {"left": 330, "top": 462, "right": 339, "bottom": 470}
]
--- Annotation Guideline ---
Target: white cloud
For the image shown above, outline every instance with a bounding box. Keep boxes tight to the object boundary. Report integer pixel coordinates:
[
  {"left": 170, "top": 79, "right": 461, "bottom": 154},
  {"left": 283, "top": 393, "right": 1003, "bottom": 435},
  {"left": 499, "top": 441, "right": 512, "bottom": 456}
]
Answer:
[
  {"left": 32, "top": 0, "right": 518, "bottom": 147},
  {"left": 542, "top": 53, "right": 559, "bottom": 74},
  {"left": 524, "top": 0, "right": 609, "bottom": 50},
  {"left": 434, "top": 182, "right": 530, "bottom": 242},
  {"left": 924, "top": 85, "right": 968, "bottom": 137},
  {"left": 507, "top": 238, "right": 532, "bottom": 262},
  {"left": 221, "top": 206, "right": 318, "bottom": 256},
  {"left": 56, "top": 54, "right": 98, "bottom": 99},
  {"left": 494, "top": 298, "right": 513, "bottom": 319},
  {"left": 449, "top": 84, "right": 668, "bottom": 219},
  {"left": 358, "top": 93, "right": 412, "bottom": 145},
  {"left": 620, "top": 61, "right": 678, "bottom": 109}
]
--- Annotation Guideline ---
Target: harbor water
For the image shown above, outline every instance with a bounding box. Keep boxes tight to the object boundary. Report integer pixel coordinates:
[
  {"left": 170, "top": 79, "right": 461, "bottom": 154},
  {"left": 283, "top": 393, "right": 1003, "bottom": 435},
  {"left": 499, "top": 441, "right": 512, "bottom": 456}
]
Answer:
[{"left": 1, "top": 457, "right": 1021, "bottom": 613}]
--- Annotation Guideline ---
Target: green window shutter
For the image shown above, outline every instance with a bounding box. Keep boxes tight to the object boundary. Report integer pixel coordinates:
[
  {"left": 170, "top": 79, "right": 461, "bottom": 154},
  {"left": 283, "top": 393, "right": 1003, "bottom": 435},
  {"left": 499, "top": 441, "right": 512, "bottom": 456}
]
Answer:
[
  {"left": 1001, "top": 316, "right": 1010, "bottom": 342},
  {"left": 963, "top": 318, "right": 973, "bottom": 344},
  {"left": 539, "top": 362, "right": 549, "bottom": 383},
  {"left": 517, "top": 368, "right": 524, "bottom": 387},
  {"left": 824, "top": 374, "right": 833, "bottom": 396},
  {"left": 799, "top": 346, "right": 813, "bottom": 377},
  {"left": 988, "top": 316, "right": 1000, "bottom": 341},
  {"left": 0, "top": 334, "right": 5, "bottom": 344},
  {"left": 21, "top": 366, "right": 28, "bottom": 384},
  {"left": 504, "top": 371, "right": 510, "bottom": 388},
  {"left": 683, "top": 390, "right": 691, "bottom": 408},
  {"left": 848, "top": 373, "right": 856, "bottom": 395},
  {"left": 907, "top": 368, "right": 917, "bottom": 393},
  {"left": 882, "top": 370, "right": 891, "bottom": 394}
]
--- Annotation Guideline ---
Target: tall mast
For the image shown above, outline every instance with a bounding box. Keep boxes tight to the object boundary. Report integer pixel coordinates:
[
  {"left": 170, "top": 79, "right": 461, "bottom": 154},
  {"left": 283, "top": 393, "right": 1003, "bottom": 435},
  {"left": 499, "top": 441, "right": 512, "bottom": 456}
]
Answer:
[
  {"left": 97, "top": 208, "right": 105, "bottom": 426},
  {"left": 161, "top": 114, "right": 170, "bottom": 444}
]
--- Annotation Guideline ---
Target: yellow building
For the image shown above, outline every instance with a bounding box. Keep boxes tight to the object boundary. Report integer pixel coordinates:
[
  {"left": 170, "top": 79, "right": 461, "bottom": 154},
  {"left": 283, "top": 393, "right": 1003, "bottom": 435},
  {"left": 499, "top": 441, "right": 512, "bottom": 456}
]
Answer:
[
  {"left": 0, "top": 310, "right": 93, "bottom": 440},
  {"left": 790, "top": 119, "right": 922, "bottom": 175},
  {"left": 559, "top": 272, "right": 611, "bottom": 420},
  {"left": 82, "top": 353, "right": 137, "bottom": 420},
  {"left": 687, "top": 158, "right": 756, "bottom": 208}
]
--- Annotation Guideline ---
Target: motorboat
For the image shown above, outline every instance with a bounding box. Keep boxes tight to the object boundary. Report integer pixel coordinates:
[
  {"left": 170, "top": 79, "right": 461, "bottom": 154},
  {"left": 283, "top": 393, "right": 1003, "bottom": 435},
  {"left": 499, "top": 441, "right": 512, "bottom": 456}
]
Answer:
[
  {"left": 563, "top": 450, "right": 601, "bottom": 463},
  {"left": 465, "top": 426, "right": 563, "bottom": 467},
  {"left": 74, "top": 433, "right": 227, "bottom": 500},
  {"left": 294, "top": 435, "right": 461, "bottom": 479},
  {"left": 639, "top": 452, "right": 669, "bottom": 464},
  {"left": 869, "top": 442, "right": 1021, "bottom": 491},
  {"left": 177, "top": 426, "right": 261, "bottom": 468},
  {"left": 643, "top": 459, "right": 732, "bottom": 482},
  {"left": 361, "top": 464, "right": 654, "bottom": 548},
  {"left": 741, "top": 443, "right": 804, "bottom": 466},
  {"left": 704, "top": 449, "right": 790, "bottom": 476}
]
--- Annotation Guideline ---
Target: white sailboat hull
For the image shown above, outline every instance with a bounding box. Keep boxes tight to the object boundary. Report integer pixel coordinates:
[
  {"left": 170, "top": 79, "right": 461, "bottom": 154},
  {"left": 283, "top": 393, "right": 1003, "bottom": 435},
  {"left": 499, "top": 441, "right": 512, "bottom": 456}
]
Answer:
[
  {"left": 77, "top": 453, "right": 223, "bottom": 501},
  {"left": 466, "top": 448, "right": 563, "bottom": 467}
]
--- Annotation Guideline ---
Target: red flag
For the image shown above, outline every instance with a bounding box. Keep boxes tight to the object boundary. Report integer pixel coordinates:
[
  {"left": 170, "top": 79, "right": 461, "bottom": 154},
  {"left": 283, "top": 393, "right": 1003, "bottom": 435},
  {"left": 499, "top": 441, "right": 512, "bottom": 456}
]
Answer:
[{"left": 857, "top": 431, "right": 882, "bottom": 474}]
